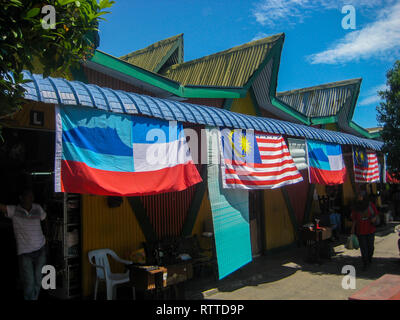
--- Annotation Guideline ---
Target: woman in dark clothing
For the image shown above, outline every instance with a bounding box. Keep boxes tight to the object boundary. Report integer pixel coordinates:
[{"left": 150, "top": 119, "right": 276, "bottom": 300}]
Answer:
[{"left": 351, "top": 198, "right": 377, "bottom": 270}]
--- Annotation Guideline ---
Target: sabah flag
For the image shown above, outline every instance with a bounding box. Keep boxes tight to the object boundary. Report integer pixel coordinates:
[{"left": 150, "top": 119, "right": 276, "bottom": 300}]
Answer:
[
  {"left": 55, "top": 106, "right": 202, "bottom": 196},
  {"left": 307, "top": 140, "right": 346, "bottom": 185}
]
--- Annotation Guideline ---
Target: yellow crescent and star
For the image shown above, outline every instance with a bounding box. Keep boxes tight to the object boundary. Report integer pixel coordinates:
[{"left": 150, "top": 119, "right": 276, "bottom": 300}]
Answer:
[
  {"left": 355, "top": 149, "right": 365, "bottom": 165},
  {"left": 228, "top": 130, "right": 252, "bottom": 158}
]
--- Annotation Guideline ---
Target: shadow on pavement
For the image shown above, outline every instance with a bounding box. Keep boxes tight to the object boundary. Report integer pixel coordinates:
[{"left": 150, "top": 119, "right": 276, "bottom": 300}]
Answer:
[{"left": 186, "top": 225, "right": 400, "bottom": 299}]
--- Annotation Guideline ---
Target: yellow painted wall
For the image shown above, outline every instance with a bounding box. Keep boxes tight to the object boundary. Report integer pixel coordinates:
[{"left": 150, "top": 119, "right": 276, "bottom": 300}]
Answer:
[
  {"left": 192, "top": 190, "right": 212, "bottom": 236},
  {"left": 1, "top": 101, "right": 55, "bottom": 131},
  {"left": 315, "top": 184, "right": 326, "bottom": 197},
  {"left": 263, "top": 189, "right": 295, "bottom": 249},
  {"left": 230, "top": 92, "right": 258, "bottom": 116},
  {"left": 81, "top": 195, "right": 146, "bottom": 297},
  {"left": 325, "top": 123, "right": 337, "bottom": 131},
  {"left": 343, "top": 174, "right": 355, "bottom": 206}
]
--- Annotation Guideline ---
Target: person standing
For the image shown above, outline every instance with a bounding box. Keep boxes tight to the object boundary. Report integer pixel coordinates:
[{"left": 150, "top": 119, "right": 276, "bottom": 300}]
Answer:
[
  {"left": 351, "top": 197, "right": 377, "bottom": 270},
  {"left": 0, "top": 188, "right": 47, "bottom": 300}
]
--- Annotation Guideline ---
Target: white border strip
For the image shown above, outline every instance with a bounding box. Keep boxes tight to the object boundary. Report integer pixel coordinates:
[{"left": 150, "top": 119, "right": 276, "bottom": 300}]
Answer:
[{"left": 54, "top": 105, "right": 62, "bottom": 192}]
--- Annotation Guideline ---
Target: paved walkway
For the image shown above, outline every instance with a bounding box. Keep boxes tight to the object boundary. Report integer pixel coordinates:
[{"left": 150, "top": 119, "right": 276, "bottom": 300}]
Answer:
[{"left": 185, "top": 222, "right": 400, "bottom": 300}]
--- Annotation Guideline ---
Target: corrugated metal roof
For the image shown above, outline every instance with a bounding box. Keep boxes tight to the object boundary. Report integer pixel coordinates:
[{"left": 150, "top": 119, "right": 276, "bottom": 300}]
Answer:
[
  {"left": 161, "top": 33, "right": 283, "bottom": 87},
  {"left": 120, "top": 34, "right": 183, "bottom": 73},
  {"left": 252, "top": 59, "right": 273, "bottom": 106},
  {"left": 277, "top": 79, "right": 362, "bottom": 118},
  {"left": 18, "top": 71, "right": 383, "bottom": 151}
]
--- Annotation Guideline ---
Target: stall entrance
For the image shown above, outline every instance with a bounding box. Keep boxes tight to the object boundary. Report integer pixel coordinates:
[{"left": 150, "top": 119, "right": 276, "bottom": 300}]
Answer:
[
  {"left": 0, "top": 127, "right": 55, "bottom": 299},
  {"left": 249, "top": 190, "right": 265, "bottom": 257}
]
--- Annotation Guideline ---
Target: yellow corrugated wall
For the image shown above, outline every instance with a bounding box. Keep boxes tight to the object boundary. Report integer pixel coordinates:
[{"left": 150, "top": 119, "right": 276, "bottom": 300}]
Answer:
[
  {"left": 343, "top": 175, "right": 355, "bottom": 206},
  {"left": 264, "top": 189, "right": 295, "bottom": 249},
  {"left": 325, "top": 123, "right": 337, "bottom": 131},
  {"left": 1, "top": 102, "right": 55, "bottom": 131},
  {"left": 81, "top": 195, "right": 145, "bottom": 297},
  {"left": 191, "top": 190, "right": 212, "bottom": 236},
  {"left": 230, "top": 92, "right": 258, "bottom": 115}
]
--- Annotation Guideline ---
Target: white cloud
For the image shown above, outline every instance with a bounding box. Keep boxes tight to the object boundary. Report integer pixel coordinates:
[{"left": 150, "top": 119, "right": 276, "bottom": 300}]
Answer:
[
  {"left": 358, "top": 84, "right": 388, "bottom": 106},
  {"left": 252, "top": 0, "right": 389, "bottom": 27},
  {"left": 358, "top": 95, "right": 381, "bottom": 106},
  {"left": 252, "top": 0, "right": 314, "bottom": 27},
  {"left": 307, "top": 2, "right": 400, "bottom": 64}
]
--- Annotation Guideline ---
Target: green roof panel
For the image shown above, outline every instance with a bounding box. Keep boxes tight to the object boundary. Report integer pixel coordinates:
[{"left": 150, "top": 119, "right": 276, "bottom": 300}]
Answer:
[
  {"left": 161, "top": 33, "right": 284, "bottom": 88},
  {"left": 120, "top": 34, "right": 183, "bottom": 73}
]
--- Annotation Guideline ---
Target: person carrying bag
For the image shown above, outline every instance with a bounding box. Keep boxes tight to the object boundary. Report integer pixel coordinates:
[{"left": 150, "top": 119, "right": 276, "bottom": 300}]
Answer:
[
  {"left": 351, "top": 196, "right": 377, "bottom": 271},
  {"left": 345, "top": 234, "right": 359, "bottom": 250}
]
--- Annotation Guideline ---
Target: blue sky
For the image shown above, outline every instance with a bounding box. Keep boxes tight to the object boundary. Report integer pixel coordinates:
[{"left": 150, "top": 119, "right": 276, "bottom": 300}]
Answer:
[{"left": 98, "top": 0, "right": 400, "bottom": 129}]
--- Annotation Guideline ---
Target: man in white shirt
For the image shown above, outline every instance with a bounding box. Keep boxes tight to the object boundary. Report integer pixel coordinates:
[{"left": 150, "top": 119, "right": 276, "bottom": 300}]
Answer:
[{"left": 0, "top": 189, "right": 47, "bottom": 300}]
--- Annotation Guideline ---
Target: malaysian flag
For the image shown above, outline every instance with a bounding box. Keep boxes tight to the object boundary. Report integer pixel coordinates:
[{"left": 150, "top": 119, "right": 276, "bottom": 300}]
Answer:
[
  {"left": 353, "top": 147, "right": 380, "bottom": 183},
  {"left": 220, "top": 129, "right": 303, "bottom": 189}
]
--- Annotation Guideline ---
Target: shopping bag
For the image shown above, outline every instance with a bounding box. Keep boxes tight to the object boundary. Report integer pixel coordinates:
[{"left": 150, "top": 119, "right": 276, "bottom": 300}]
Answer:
[
  {"left": 345, "top": 235, "right": 359, "bottom": 250},
  {"left": 345, "top": 236, "right": 354, "bottom": 250},
  {"left": 351, "top": 235, "right": 359, "bottom": 249}
]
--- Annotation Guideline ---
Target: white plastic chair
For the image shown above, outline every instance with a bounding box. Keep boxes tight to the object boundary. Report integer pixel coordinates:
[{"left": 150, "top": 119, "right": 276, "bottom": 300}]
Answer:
[{"left": 88, "top": 249, "right": 135, "bottom": 300}]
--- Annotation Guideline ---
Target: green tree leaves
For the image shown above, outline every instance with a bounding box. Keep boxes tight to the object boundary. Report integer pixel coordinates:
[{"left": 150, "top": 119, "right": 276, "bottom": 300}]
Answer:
[
  {"left": 0, "top": 0, "right": 114, "bottom": 118},
  {"left": 377, "top": 60, "right": 400, "bottom": 178}
]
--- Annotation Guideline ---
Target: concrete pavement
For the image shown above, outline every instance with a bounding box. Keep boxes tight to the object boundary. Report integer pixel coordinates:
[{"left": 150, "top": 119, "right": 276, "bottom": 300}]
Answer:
[{"left": 186, "top": 222, "right": 400, "bottom": 300}]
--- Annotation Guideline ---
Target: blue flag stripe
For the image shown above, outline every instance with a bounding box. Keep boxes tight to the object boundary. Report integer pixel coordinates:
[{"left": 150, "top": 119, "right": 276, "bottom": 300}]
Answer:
[
  {"left": 132, "top": 116, "right": 184, "bottom": 144},
  {"left": 62, "top": 126, "right": 133, "bottom": 156},
  {"left": 62, "top": 141, "right": 134, "bottom": 172}
]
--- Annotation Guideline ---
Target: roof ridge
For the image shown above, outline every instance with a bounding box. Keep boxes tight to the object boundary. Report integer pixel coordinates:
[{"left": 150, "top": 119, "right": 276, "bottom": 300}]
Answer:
[
  {"left": 277, "top": 78, "right": 362, "bottom": 96},
  {"left": 162, "top": 33, "right": 283, "bottom": 72},
  {"left": 92, "top": 49, "right": 181, "bottom": 83},
  {"left": 120, "top": 33, "right": 183, "bottom": 60}
]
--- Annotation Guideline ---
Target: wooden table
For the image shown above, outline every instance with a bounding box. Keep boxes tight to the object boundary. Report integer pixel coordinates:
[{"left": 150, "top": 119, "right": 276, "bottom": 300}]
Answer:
[
  {"left": 301, "top": 227, "right": 332, "bottom": 241},
  {"left": 301, "top": 227, "right": 332, "bottom": 263},
  {"left": 164, "top": 262, "right": 193, "bottom": 287},
  {"left": 127, "top": 262, "right": 193, "bottom": 299},
  {"left": 127, "top": 265, "right": 168, "bottom": 291},
  {"left": 349, "top": 274, "right": 400, "bottom": 300}
]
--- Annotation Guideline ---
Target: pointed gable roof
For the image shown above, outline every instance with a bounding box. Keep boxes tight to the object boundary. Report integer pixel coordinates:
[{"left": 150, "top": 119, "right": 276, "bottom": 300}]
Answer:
[
  {"left": 276, "top": 78, "right": 381, "bottom": 138},
  {"left": 277, "top": 78, "right": 362, "bottom": 119},
  {"left": 160, "top": 33, "right": 284, "bottom": 88},
  {"left": 120, "top": 34, "right": 183, "bottom": 73}
]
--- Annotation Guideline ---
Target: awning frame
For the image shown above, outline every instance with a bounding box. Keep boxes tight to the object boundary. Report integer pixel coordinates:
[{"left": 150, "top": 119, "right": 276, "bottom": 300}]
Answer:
[{"left": 19, "top": 71, "right": 383, "bottom": 151}]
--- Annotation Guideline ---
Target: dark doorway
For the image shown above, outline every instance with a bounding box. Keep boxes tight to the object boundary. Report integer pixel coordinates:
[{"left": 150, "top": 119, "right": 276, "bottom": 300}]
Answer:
[
  {"left": 249, "top": 190, "right": 265, "bottom": 257},
  {"left": 0, "top": 128, "right": 55, "bottom": 299}
]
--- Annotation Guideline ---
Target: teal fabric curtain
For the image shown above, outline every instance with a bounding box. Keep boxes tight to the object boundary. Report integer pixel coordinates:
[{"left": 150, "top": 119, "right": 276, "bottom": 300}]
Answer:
[{"left": 206, "top": 128, "right": 252, "bottom": 279}]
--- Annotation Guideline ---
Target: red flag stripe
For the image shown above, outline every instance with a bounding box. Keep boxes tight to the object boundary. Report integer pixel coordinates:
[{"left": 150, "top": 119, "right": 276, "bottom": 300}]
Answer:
[
  {"left": 256, "top": 137, "right": 285, "bottom": 144},
  {"left": 225, "top": 159, "right": 298, "bottom": 168},
  {"left": 225, "top": 166, "right": 300, "bottom": 177},
  {"left": 258, "top": 145, "right": 288, "bottom": 152},
  {"left": 260, "top": 152, "right": 292, "bottom": 160},
  {"left": 225, "top": 174, "right": 303, "bottom": 186}
]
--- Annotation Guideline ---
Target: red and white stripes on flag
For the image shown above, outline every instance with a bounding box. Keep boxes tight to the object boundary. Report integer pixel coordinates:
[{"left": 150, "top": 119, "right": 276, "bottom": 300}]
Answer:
[
  {"left": 354, "top": 150, "right": 380, "bottom": 183},
  {"left": 221, "top": 132, "right": 303, "bottom": 189}
]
